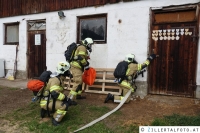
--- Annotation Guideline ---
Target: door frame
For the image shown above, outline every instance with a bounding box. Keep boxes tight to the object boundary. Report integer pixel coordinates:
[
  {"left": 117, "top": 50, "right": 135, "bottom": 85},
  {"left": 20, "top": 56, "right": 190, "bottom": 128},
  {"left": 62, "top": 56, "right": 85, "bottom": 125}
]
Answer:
[
  {"left": 148, "top": 4, "right": 199, "bottom": 97},
  {"left": 27, "top": 19, "right": 46, "bottom": 79}
]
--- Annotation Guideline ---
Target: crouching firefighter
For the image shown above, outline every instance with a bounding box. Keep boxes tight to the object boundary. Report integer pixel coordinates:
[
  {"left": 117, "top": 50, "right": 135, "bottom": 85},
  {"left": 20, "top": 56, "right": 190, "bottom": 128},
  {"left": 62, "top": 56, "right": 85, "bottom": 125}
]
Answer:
[
  {"left": 39, "top": 61, "right": 73, "bottom": 126},
  {"left": 68, "top": 37, "right": 94, "bottom": 103},
  {"left": 104, "top": 53, "right": 157, "bottom": 104}
]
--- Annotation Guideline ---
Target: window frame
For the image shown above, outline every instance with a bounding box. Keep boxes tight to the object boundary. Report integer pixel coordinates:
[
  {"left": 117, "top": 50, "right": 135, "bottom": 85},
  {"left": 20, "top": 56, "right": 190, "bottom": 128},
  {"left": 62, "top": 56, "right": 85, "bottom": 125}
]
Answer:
[
  {"left": 77, "top": 13, "right": 107, "bottom": 44},
  {"left": 27, "top": 19, "right": 46, "bottom": 31},
  {"left": 4, "top": 22, "right": 19, "bottom": 45}
]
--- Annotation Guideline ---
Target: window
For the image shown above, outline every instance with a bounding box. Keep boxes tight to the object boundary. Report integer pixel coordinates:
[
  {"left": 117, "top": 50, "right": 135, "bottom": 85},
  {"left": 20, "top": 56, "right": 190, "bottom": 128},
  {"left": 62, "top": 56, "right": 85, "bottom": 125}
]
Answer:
[
  {"left": 28, "top": 20, "right": 46, "bottom": 31},
  {"left": 4, "top": 22, "right": 19, "bottom": 45},
  {"left": 77, "top": 14, "right": 107, "bottom": 44}
]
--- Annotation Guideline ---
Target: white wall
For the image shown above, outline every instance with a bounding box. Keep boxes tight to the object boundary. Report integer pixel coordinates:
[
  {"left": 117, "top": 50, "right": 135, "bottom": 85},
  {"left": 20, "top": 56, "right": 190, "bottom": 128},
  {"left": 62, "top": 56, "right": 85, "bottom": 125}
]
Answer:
[{"left": 0, "top": 0, "right": 199, "bottom": 83}]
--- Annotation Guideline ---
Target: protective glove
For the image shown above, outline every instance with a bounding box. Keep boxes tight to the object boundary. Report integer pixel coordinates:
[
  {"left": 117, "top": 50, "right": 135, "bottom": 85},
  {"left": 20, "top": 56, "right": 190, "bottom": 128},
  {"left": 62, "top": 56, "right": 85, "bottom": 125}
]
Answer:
[
  {"left": 84, "top": 66, "right": 89, "bottom": 70},
  {"left": 84, "top": 61, "right": 90, "bottom": 70},
  {"left": 147, "top": 54, "right": 156, "bottom": 61},
  {"left": 51, "top": 91, "right": 59, "bottom": 99},
  {"left": 63, "top": 95, "right": 70, "bottom": 102},
  {"left": 62, "top": 95, "right": 71, "bottom": 109}
]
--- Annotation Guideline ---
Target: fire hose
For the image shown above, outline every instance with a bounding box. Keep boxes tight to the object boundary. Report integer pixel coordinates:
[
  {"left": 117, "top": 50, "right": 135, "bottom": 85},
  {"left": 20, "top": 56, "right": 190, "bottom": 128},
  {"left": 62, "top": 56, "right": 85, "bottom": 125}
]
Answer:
[{"left": 73, "top": 89, "right": 131, "bottom": 133}]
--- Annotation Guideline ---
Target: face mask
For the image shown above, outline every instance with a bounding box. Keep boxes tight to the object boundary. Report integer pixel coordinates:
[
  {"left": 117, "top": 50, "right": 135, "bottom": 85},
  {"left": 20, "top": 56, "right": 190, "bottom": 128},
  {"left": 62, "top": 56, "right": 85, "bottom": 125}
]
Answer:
[{"left": 87, "top": 44, "right": 92, "bottom": 52}]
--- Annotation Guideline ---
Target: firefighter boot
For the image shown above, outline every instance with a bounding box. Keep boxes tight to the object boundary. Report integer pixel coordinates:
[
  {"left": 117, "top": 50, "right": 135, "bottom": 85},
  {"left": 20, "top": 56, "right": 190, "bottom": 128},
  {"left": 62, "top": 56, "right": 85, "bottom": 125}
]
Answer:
[
  {"left": 70, "top": 100, "right": 77, "bottom": 106},
  {"left": 68, "top": 98, "right": 77, "bottom": 106},
  {"left": 104, "top": 93, "right": 114, "bottom": 103},
  {"left": 76, "top": 95, "right": 86, "bottom": 99},
  {"left": 40, "top": 108, "right": 47, "bottom": 118},
  {"left": 52, "top": 118, "right": 60, "bottom": 126}
]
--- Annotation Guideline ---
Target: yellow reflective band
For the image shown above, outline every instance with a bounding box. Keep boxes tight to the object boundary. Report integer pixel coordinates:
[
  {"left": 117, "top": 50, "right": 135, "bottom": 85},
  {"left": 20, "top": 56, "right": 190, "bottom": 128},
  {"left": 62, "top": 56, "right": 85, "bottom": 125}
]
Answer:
[
  {"left": 121, "top": 81, "right": 131, "bottom": 88},
  {"left": 50, "top": 85, "right": 63, "bottom": 92},
  {"left": 145, "top": 60, "right": 150, "bottom": 65},
  {"left": 71, "top": 61, "right": 82, "bottom": 69},
  {"left": 126, "top": 68, "right": 130, "bottom": 75},
  {"left": 56, "top": 109, "right": 67, "bottom": 115},
  {"left": 40, "top": 100, "right": 47, "bottom": 106},
  {"left": 77, "top": 90, "right": 82, "bottom": 95},
  {"left": 121, "top": 81, "right": 134, "bottom": 90},
  {"left": 70, "top": 90, "right": 77, "bottom": 96},
  {"left": 120, "top": 96, "right": 124, "bottom": 100},
  {"left": 80, "top": 59, "right": 86, "bottom": 64},
  {"left": 114, "top": 99, "right": 121, "bottom": 103},
  {"left": 138, "top": 64, "right": 142, "bottom": 70},
  {"left": 58, "top": 93, "right": 65, "bottom": 100},
  {"left": 78, "top": 51, "right": 86, "bottom": 55}
]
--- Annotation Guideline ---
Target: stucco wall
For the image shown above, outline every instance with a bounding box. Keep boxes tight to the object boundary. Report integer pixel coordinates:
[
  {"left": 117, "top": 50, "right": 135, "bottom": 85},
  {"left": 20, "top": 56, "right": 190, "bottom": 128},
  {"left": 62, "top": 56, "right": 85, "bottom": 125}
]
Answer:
[{"left": 0, "top": 0, "right": 199, "bottom": 85}]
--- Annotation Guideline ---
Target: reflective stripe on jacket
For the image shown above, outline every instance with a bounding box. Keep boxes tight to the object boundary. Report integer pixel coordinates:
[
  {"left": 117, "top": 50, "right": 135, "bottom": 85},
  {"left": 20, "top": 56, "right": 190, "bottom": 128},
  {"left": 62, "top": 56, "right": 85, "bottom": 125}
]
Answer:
[
  {"left": 70, "top": 45, "right": 88, "bottom": 69},
  {"left": 40, "top": 77, "right": 65, "bottom": 103}
]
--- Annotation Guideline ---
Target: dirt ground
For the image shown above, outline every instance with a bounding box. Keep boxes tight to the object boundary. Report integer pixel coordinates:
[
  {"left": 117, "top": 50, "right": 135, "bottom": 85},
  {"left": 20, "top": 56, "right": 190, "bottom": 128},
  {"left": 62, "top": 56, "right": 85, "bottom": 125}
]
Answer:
[{"left": 0, "top": 86, "right": 200, "bottom": 132}]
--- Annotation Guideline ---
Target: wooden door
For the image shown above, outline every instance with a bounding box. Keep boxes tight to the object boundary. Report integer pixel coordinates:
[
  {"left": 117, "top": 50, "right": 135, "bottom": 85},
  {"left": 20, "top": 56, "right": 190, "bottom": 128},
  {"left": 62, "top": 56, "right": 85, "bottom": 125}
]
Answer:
[
  {"left": 27, "top": 30, "right": 46, "bottom": 79},
  {"left": 148, "top": 8, "right": 198, "bottom": 97}
]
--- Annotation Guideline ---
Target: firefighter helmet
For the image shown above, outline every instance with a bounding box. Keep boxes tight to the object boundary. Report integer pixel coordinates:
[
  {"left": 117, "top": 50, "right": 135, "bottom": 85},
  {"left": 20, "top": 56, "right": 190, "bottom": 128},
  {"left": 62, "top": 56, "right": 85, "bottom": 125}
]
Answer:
[
  {"left": 82, "top": 38, "right": 94, "bottom": 47},
  {"left": 56, "top": 61, "right": 70, "bottom": 74},
  {"left": 125, "top": 54, "right": 135, "bottom": 63}
]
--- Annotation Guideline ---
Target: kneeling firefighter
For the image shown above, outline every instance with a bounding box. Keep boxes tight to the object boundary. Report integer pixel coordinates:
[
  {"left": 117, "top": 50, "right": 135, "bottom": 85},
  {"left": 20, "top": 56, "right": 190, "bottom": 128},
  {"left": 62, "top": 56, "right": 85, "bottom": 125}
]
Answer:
[
  {"left": 39, "top": 61, "right": 73, "bottom": 126},
  {"left": 104, "top": 53, "right": 157, "bottom": 104},
  {"left": 68, "top": 37, "right": 94, "bottom": 103}
]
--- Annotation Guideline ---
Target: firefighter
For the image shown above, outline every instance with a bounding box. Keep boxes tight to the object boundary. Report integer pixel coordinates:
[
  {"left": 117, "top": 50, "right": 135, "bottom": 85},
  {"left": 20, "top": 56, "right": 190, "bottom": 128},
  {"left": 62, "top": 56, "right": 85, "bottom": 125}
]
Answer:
[
  {"left": 104, "top": 53, "right": 156, "bottom": 103},
  {"left": 39, "top": 61, "right": 72, "bottom": 126},
  {"left": 68, "top": 37, "right": 94, "bottom": 104}
]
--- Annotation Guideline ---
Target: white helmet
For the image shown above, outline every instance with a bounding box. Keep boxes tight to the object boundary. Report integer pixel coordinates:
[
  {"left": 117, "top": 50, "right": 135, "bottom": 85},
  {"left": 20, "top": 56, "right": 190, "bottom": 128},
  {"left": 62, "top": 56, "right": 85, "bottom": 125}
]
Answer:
[
  {"left": 125, "top": 54, "right": 135, "bottom": 63},
  {"left": 56, "top": 61, "right": 70, "bottom": 74},
  {"left": 82, "top": 38, "right": 94, "bottom": 47}
]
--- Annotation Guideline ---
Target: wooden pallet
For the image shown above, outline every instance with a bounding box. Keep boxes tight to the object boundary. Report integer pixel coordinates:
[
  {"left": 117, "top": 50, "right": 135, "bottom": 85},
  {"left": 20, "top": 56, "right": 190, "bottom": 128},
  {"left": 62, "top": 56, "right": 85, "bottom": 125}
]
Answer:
[
  {"left": 64, "top": 68, "right": 122, "bottom": 95},
  {"left": 84, "top": 68, "right": 121, "bottom": 95}
]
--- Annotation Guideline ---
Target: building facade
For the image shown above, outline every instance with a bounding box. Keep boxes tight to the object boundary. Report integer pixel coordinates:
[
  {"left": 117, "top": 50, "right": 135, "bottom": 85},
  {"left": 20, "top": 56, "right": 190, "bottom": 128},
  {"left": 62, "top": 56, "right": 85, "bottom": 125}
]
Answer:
[{"left": 0, "top": 0, "right": 200, "bottom": 98}]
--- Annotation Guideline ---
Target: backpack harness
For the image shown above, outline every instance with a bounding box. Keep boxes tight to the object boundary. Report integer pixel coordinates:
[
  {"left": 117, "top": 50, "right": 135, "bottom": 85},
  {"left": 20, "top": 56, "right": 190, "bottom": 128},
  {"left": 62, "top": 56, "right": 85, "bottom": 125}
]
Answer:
[
  {"left": 114, "top": 61, "right": 146, "bottom": 91},
  {"left": 36, "top": 76, "right": 62, "bottom": 118}
]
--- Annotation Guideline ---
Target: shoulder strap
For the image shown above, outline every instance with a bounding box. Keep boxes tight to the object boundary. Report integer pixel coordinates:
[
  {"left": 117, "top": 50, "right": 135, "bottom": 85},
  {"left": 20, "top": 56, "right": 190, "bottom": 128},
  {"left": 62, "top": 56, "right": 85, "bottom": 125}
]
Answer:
[{"left": 56, "top": 76, "right": 61, "bottom": 86}]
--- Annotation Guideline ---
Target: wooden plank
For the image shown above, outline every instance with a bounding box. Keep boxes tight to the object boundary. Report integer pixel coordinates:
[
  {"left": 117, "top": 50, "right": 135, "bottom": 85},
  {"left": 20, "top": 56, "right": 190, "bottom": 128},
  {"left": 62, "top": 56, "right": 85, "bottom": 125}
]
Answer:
[
  {"left": 95, "top": 68, "right": 115, "bottom": 71},
  {"left": 0, "top": 0, "right": 126, "bottom": 18},
  {"left": 87, "top": 84, "right": 119, "bottom": 89},
  {"left": 85, "top": 68, "right": 121, "bottom": 95},
  {"left": 64, "top": 68, "right": 121, "bottom": 95},
  {"left": 85, "top": 90, "right": 120, "bottom": 95},
  {"left": 95, "top": 79, "right": 115, "bottom": 83}
]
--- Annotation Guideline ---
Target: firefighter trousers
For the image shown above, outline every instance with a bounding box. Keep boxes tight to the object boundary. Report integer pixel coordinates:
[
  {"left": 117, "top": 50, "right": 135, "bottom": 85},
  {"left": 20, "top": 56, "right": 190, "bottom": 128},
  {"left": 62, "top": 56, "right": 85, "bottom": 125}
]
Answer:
[
  {"left": 114, "top": 86, "right": 131, "bottom": 103},
  {"left": 68, "top": 66, "right": 83, "bottom": 101},
  {"left": 40, "top": 100, "right": 67, "bottom": 122}
]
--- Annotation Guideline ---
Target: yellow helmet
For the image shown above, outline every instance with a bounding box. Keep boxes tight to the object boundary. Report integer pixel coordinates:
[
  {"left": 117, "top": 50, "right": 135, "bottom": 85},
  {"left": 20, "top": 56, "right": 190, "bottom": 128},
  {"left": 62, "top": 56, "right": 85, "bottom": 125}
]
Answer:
[
  {"left": 56, "top": 61, "right": 70, "bottom": 74},
  {"left": 125, "top": 54, "right": 136, "bottom": 63}
]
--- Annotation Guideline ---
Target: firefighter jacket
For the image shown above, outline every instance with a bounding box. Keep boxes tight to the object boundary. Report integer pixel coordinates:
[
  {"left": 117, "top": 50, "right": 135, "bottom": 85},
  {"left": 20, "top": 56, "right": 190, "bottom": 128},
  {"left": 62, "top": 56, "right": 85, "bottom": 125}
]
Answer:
[
  {"left": 119, "top": 59, "right": 150, "bottom": 89},
  {"left": 70, "top": 45, "right": 89, "bottom": 70},
  {"left": 40, "top": 76, "right": 66, "bottom": 109}
]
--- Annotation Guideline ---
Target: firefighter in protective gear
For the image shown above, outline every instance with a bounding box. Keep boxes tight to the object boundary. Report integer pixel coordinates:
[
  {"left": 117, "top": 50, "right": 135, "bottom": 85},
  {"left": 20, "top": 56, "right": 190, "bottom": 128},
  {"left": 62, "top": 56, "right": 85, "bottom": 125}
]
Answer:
[
  {"left": 68, "top": 37, "right": 94, "bottom": 103},
  {"left": 104, "top": 53, "right": 157, "bottom": 104},
  {"left": 39, "top": 61, "right": 72, "bottom": 126}
]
